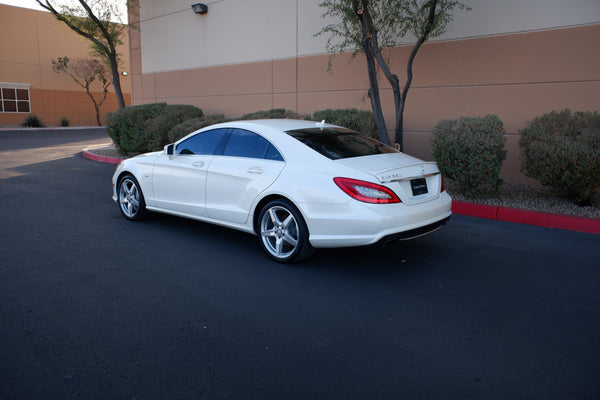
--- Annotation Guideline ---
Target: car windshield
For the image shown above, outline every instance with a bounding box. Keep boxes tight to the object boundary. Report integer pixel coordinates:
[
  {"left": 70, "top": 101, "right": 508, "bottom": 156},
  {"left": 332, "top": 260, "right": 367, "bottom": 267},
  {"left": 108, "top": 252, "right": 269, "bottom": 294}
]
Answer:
[{"left": 286, "top": 128, "right": 398, "bottom": 160}]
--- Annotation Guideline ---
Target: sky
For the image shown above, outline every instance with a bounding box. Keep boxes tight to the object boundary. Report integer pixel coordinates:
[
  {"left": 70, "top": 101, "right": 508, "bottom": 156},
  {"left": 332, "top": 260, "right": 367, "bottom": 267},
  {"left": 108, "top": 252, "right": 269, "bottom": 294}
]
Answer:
[
  {"left": 0, "top": 0, "right": 47, "bottom": 11},
  {"left": 1, "top": 0, "right": 128, "bottom": 23}
]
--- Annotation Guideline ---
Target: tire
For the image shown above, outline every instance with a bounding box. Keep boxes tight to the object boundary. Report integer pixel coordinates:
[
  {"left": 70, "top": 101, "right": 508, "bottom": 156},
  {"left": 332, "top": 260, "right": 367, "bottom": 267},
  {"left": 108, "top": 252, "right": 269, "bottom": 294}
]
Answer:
[
  {"left": 257, "top": 199, "right": 313, "bottom": 263},
  {"left": 117, "top": 174, "right": 148, "bottom": 221}
]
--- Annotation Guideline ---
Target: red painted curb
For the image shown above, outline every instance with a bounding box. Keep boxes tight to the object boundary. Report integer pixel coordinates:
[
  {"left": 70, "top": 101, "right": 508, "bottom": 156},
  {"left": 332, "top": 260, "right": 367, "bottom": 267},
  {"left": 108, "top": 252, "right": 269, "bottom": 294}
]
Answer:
[
  {"left": 451, "top": 201, "right": 498, "bottom": 219},
  {"left": 497, "top": 206, "right": 600, "bottom": 234},
  {"left": 82, "top": 150, "right": 124, "bottom": 165},
  {"left": 452, "top": 201, "right": 600, "bottom": 235}
]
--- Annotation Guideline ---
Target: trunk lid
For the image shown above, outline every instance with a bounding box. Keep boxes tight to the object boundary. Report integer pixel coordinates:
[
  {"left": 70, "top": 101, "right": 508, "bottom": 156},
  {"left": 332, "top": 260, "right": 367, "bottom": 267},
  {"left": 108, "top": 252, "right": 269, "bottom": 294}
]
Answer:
[{"left": 335, "top": 153, "right": 443, "bottom": 205}]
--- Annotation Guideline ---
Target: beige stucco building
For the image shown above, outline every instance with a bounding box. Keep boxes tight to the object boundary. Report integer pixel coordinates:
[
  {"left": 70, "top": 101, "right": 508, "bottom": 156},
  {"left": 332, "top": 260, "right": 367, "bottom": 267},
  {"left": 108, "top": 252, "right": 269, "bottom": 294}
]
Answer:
[
  {"left": 0, "top": 4, "right": 131, "bottom": 127},
  {"left": 129, "top": 0, "right": 599, "bottom": 182}
]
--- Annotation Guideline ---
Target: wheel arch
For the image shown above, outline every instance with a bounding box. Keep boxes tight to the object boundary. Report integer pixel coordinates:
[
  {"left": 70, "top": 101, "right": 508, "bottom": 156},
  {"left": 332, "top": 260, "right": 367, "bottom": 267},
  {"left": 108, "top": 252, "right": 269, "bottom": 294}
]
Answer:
[
  {"left": 116, "top": 170, "right": 135, "bottom": 186},
  {"left": 116, "top": 168, "right": 146, "bottom": 195},
  {"left": 252, "top": 194, "right": 309, "bottom": 237}
]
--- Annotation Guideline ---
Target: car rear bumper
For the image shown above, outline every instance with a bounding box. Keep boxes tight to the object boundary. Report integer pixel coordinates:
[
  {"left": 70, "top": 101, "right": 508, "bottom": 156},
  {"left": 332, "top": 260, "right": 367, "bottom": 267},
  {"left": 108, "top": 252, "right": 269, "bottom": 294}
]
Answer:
[
  {"left": 376, "top": 215, "right": 451, "bottom": 245},
  {"left": 302, "top": 192, "right": 452, "bottom": 248}
]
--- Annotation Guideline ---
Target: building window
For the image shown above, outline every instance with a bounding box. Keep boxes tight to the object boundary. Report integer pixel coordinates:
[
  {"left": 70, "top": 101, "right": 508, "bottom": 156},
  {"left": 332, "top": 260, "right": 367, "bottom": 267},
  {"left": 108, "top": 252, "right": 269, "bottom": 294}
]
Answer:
[{"left": 1, "top": 83, "right": 31, "bottom": 113}]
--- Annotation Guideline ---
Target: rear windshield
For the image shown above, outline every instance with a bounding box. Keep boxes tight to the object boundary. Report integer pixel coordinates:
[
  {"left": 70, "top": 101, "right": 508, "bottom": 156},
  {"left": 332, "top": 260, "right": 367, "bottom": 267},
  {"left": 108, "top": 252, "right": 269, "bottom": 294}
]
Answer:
[{"left": 286, "top": 128, "right": 398, "bottom": 160}]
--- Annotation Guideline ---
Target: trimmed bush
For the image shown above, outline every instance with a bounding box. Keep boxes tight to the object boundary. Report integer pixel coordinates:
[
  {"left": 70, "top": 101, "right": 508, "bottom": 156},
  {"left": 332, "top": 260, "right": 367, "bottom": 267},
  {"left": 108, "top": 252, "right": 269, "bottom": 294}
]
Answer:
[
  {"left": 311, "top": 108, "right": 378, "bottom": 139},
  {"left": 240, "top": 108, "right": 302, "bottom": 120},
  {"left": 22, "top": 115, "right": 44, "bottom": 127},
  {"left": 168, "top": 114, "right": 231, "bottom": 142},
  {"left": 106, "top": 103, "right": 167, "bottom": 154},
  {"left": 431, "top": 115, "right": 507, "bottom": 198},
  {"left": 142, "top": 104, "right": 204, "bottom": 151},
  {"left": 106, "top": 103, "right": 203, "bottom": 155},
  {"left": 60, "top": 117, "right": 70, "bottom": 127},
  {"left": 519, "top": 109, "right": 600, "bottom": 206}
]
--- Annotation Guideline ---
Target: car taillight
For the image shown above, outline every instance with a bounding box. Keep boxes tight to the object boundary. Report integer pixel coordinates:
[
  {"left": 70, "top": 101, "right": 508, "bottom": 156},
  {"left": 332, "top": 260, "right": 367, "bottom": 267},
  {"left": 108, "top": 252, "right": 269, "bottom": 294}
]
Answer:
[
  {"left": 333, "top": 177, "right": 401, "bottom": 204},
  {"left": 440, "top": 174, "right": 445, "bottom": 192}
]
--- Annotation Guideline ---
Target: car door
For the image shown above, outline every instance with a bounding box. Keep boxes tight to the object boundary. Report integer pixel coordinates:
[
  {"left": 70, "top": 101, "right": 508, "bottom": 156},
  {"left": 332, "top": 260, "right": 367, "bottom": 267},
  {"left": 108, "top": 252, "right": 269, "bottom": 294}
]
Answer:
[
  {"left": 205, "top": 128, "right": 285, "bottom": 224},
  {"left": 151, "top": 128, "right": 229, "bottom": 217}
]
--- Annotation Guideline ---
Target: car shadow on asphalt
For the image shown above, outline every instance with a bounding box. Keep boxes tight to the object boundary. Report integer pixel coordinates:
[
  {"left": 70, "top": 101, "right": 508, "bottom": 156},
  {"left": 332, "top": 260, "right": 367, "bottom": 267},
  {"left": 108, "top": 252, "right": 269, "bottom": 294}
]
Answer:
[
  {"left": 307, "top": 236, "right": 449, "bottom": 273},
  {"left": 146, "top": 212, "right": 449, "bottom": 278}
]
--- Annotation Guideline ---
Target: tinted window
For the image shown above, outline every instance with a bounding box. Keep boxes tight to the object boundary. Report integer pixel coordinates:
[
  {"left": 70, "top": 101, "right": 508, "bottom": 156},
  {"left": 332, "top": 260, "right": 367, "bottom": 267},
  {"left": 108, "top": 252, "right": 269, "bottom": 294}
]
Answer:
[
  {"left": 176, "top": 128, "right": 228, "bottom": 155},
  {"left": 286, "top": 128, "right": 397, "bottom": 160},
  {"left": 223, "top": 129, "right": 283, "bottom": 161},
  {"left": 265, "top": 143, "right": 284, "bottom": 161}
]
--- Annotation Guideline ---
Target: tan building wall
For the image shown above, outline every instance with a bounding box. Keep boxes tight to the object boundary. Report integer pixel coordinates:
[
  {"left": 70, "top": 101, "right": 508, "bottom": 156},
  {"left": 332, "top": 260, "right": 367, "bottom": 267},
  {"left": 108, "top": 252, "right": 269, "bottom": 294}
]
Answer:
[
  {"left": 0, "top": 4, "right": 131, "bottom": 127},
  {"left": 130, "top": 0, "right": 600, "bottom": 183}
]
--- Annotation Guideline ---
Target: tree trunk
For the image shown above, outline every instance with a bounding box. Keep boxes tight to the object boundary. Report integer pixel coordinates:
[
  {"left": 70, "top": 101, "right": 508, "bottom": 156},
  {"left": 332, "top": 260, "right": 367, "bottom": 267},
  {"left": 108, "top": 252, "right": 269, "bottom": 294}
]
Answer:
[
  {"left": 108, "top": 52, "right": 125, "bottom": 109},
  {"left": 94, "top": 105, "right": 102, "bottom": 126},
  {"left": 364, "top": 47, "right": 389, "bottom": 145},
  {"left": 393, "top": 0, "right": 439, "bottom": 147},
  {"left": 353, "top": 0, "right": 390, "bottom": 145},
  {"left": 84, "top": 87, "right": 101, "bottom": 126}
]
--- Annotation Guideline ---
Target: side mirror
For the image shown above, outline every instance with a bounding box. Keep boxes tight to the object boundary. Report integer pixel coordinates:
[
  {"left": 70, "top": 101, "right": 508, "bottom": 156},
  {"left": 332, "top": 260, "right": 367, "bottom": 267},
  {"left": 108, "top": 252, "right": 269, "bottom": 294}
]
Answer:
[{"left": 165, "top": 144, "right": 174, "bottom": 155}]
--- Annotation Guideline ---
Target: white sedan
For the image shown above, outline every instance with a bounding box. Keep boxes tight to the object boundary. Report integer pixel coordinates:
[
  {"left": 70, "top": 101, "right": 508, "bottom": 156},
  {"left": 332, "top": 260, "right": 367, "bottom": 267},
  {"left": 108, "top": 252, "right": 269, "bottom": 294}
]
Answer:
[{"left": 112, "top": 119, "right": 452, "bottom": 262}]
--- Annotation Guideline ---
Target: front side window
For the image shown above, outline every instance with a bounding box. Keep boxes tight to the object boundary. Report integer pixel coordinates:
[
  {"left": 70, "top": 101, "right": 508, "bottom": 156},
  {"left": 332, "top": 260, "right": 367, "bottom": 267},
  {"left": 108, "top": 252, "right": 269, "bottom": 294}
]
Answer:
[
  {"left": 176, "top": 128, "right": 229, "bottom": 155},
  {"left": 286, "top": 128, "right": 397, "bottom": 160},
  {"left": 223, "top": 129, "right": 283, "bottom": 161}
]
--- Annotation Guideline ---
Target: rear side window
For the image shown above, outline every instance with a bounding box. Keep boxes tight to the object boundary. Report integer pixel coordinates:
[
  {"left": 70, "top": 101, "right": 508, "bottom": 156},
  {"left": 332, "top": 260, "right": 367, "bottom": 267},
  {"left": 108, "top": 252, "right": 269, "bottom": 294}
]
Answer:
[
  {"left": 286, "top": 128, "right": 398, "bottom": 160},
  {"left": 222, "top": 129, "right": 284, "bottom": 161},
  {"left": 176, "top": 128, "right": 229, "bottom": 155},
  {"left": 265, "top": 143, "right": 284, "bottom": 161}
]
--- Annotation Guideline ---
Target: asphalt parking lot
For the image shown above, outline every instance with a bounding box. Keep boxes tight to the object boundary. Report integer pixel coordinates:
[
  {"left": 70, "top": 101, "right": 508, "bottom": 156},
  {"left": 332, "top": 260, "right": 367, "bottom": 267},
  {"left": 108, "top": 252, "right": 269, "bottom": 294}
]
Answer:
[{"left": 1, "top": 128, "right": 599, "bottom": 399}]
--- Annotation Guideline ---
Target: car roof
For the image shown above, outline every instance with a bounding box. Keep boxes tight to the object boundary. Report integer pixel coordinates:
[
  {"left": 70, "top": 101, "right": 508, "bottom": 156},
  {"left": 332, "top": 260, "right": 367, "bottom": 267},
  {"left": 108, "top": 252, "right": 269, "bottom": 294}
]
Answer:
[
  {"left": 191, "top": 119, "right": 347, "bottom": 165},
  {"left": 175, "top": 119, "right": 353, "bottom": 166},
  {"left": 225, "top": 119, "right": 342, "bottom": 132}
]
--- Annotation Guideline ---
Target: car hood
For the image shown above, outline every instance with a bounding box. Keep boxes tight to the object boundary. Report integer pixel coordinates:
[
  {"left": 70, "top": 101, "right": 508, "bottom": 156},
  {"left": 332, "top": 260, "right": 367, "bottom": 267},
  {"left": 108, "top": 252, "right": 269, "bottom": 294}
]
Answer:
[{"left": 335, "top": 153, "right": 440, "bottom": 183}]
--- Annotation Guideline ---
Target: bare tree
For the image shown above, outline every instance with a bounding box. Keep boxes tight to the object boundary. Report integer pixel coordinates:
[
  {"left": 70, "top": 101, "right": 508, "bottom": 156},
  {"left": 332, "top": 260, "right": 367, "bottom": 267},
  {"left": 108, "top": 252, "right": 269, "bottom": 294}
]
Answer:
[{"left": 52, "top": 57, "right": 111, "bottom": 125}]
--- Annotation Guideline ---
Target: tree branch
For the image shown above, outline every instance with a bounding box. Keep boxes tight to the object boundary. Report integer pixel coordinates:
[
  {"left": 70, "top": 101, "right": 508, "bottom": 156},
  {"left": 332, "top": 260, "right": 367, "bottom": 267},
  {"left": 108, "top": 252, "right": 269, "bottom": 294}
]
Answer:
[
  {"left": 77, "top": 0, "right": 118, "bottom": 57},
  {"left": 402, "top": 0, "right": 438, "bottom": 107},
  {"left": 35, "top": 1, "right": 110, "bottom": 55}
]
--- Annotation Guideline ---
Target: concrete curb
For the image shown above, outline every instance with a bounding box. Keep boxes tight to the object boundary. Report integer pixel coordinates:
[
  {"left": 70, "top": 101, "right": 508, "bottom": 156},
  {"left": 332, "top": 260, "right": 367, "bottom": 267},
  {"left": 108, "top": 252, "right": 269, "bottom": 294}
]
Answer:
[
  {"left": 452, "top": 201, "right": 600, "bottom": 235},
  {"left": 82, "top": 149, "right": 124, "bottom": 165},
  {"left": 82, "top": 145, "right": 124, "bottom": 165},
  {"left": 82, "top": 147, "right": 600, "bottom": 235}
]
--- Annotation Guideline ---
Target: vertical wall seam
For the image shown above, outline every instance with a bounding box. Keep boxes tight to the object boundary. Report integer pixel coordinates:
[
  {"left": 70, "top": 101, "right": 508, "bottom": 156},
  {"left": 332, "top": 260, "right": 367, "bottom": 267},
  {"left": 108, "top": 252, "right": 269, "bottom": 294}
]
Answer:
[{"left": 295, "top": 0, "right": 299, "bottom": 113}]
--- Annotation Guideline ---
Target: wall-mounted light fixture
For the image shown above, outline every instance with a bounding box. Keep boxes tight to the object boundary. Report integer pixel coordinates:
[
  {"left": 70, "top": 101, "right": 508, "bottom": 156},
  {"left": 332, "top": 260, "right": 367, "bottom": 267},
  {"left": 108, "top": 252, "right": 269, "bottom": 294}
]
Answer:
[
  {"left": 121, "top": 71, "right": 129, "bottom": 76},
  {"left": 191, "top": 3, "right": 208, "bottom": 14}
]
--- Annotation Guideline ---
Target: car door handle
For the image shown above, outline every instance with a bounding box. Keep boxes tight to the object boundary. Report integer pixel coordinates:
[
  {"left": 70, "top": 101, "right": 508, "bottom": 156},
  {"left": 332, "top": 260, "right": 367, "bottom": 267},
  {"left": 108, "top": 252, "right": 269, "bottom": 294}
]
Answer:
[
  {"left": 247, "top": 167, "right": 264, "bottom": 174},
  {"left": 192, "top": 161, "right": 205, "bottom": 168}
]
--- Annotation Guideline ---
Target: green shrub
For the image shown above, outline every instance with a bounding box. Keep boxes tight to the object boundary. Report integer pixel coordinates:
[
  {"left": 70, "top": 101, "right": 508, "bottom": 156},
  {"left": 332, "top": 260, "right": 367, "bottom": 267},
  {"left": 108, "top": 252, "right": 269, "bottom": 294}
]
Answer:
[
  {"left": 168, "top": 114, "right": 231, "bottom": 142},
  {"left": 431, "top": 114, "right": 507, "bottom": 198},
  {"left": 22, "top": 115, "right": 44, "bottom": 128},
  {"left": 240, "top": 108, "right": 302, "bottom": 120},
  {"left": 519, "top": 110, "right": 600, "bottom": 206},
  {"left": 311, "top": 108, "right": 378, "bottom": 139},
  {"left": 106, "top": 103, "right": 168, "bottom": 154},
  {"left": 105, "top": 103, "right": 203, "bottom": 154},
  {"left": 142, "top": 104, "right": 204, "bottom": 151},
  {"left": 60, "top": 117, "right": 69, "bottom": 127}
]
